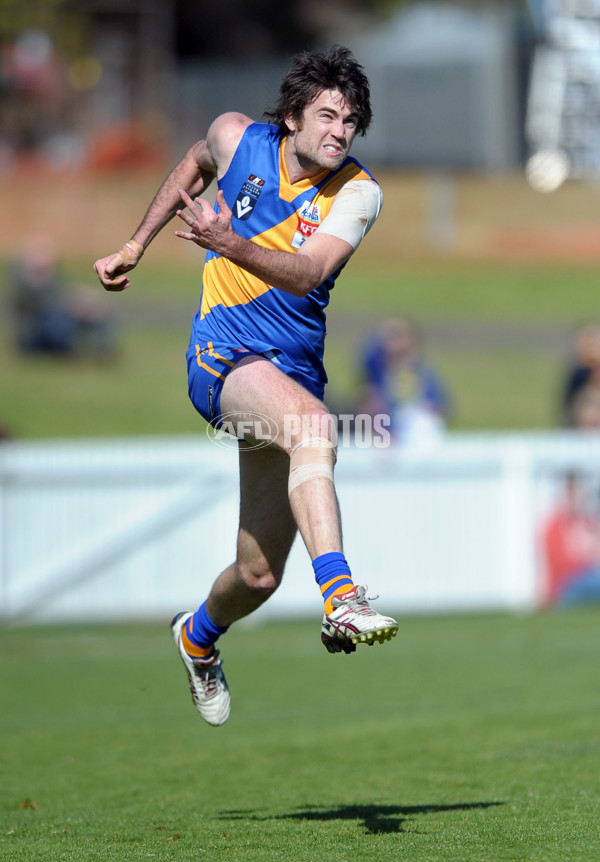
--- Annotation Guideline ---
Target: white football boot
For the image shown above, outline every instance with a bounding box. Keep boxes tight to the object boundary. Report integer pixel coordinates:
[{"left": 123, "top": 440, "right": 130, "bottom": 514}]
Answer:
[
  {"left": 171, "top": 612, "right": 230, "bottom": 726},
  {"left": 321, "top": 585, "right": 398, "bottom": 654}
]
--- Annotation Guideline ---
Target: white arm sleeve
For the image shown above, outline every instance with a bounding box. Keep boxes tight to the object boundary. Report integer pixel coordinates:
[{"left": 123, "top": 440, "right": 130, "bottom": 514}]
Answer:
[{"left": 316, "top": 180, "right": 383, "bottom": 250}]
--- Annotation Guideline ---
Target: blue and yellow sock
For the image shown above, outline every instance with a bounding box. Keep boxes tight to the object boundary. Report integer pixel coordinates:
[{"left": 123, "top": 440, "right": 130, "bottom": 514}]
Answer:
[
  {"left": 181, "top": 601, "right": 229, "bottom": 660},
  {"left": 313, "top": 551, "right": 354, "bottom": 615}
]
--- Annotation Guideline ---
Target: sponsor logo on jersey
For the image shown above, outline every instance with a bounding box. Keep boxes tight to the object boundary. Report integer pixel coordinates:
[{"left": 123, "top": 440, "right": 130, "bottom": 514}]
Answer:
[
  {"left": 291, "top": 201, "right": 322, "bottom": 248},
  {"left": 234, "top": 174, "right": 265, "bottom": 220}
]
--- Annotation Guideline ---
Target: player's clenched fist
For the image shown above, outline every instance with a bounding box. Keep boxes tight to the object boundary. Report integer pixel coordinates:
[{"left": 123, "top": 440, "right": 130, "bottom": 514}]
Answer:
[{"left": 93, "top": 239, "right": 144, "bottom": 291}]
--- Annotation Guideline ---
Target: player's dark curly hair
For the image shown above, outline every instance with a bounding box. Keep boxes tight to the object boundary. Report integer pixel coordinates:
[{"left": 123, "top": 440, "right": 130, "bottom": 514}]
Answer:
[{"left": 264, "top": 45, "right": 372, "bottom": 137}]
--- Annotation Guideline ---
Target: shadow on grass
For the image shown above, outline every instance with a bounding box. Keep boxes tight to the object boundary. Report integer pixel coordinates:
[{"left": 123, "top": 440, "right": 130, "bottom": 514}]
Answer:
[{"left": 219, "top": 801, "right": 503, "bottom": 835}]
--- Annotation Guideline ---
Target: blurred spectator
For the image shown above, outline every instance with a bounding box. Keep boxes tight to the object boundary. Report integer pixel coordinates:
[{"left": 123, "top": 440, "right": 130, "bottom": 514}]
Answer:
[
  {"left": 88, "top": 119, "right": 168, "bottom": 173},
  {"left": 9, "top": 239, "right": 117, "bottom": 359},
  {"left": 355, "top": 316, "right": 451, "bottom": 448},
  {"left": 540, "top": 470, "right": 600, "bottom": 606},
  {"left": 569, "top": 385, "right": 600, "bottom": 431},
  {"left": 0, "top": 30, "right": 70, "bottom": 157},
  {"left": 560, "top": 322, "right": 600, "bottom": 428}
]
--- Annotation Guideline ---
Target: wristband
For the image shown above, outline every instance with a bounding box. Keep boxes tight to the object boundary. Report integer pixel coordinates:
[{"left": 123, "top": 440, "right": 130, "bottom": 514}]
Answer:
[
  {"left": 118, "top": 239, "right": 144, "bottom": 267},
  {"left": 125, "top": 240, "right": 144, "bottom": 258}
]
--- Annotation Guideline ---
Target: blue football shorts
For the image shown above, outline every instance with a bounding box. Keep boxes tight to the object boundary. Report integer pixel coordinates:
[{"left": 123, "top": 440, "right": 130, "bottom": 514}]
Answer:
[{"left": 186, "top": 339, "right": 325, "bottom": 426}]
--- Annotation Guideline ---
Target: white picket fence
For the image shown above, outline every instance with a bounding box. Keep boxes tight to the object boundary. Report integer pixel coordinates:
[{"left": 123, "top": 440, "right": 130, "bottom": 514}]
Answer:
[{"left": 2, "top": 432, "right": 600, "bottom": 625}]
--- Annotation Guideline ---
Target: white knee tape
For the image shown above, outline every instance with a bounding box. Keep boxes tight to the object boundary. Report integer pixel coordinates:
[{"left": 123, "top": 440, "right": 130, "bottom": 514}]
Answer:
[{"left": 288, "top": 437, "right": 337, "bottom": 495}]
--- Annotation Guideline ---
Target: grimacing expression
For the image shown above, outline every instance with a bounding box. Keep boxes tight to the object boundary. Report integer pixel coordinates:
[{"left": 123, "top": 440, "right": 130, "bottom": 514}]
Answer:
[{"left": 285, "top": 89, "right": 359, "bottom": 173}]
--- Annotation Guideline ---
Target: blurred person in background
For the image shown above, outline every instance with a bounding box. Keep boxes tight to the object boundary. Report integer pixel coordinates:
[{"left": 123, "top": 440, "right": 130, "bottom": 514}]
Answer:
[
  {"left": 540, "top": 470, "right": 600, "bottom": 606},
  {"left": 93, "top": 45, "right": 399, "bottom": 728},
  {"left": 355, "top": 316, "right": 451, "bottom": 448},
  {"left": 568, "top": 385, "right": 600, "bottom": 431},
  {"left": 560, "top": 321, "right": 600, "bottom": 428},
  {"left": 0, "top": 29, "right": 70, "bottom": 161},
  {"left": 9, "top": 238, "right": 116, "bottom": 359}
]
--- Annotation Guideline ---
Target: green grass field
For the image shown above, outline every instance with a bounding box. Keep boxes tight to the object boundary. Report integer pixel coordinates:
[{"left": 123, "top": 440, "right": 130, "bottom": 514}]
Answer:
[{"left": 2, "top": 610, "right": 600, "bottom": 861}]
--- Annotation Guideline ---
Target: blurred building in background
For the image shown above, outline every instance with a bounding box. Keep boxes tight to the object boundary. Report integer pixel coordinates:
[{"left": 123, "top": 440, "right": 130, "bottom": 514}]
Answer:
[
  {"left": 349, "top": 3, "right": 526, "bottom": 170},
  {"left": 171, "top": 1, "right": 532, "bottom": 173},
  {"left": 4, "top": 0, "right": 600, "bottom": 179},
  {"left": 0, "top": 0, "right": 536, "bottom": 174},
  {"left": 525, "top": 0, "right": 600, "bottom": 190}
]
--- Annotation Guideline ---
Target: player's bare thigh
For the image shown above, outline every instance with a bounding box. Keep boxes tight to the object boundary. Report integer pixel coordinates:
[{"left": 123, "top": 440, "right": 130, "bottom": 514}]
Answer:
[{"left": 220, "top": 355, "right": 333, "bottom": 452}]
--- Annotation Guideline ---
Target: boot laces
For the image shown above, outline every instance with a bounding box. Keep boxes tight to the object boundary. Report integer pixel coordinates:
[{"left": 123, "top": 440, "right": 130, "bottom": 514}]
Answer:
[
  {"left": 192, "top": 653, "right": 222, "bottom": 698},
  {"left": 333, "top": 585, "right": 380, "bottom": 614}
]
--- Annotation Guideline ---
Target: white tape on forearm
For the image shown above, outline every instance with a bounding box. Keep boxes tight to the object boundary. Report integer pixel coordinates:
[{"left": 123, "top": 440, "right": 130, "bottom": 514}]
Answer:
[{"left": 316, "top": 180, "right": 383, "bottom": 250}]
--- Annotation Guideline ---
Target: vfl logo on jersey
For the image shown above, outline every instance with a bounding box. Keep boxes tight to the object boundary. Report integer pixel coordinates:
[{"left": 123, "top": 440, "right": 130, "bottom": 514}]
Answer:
[
  {"left": 291, "top": 201, "right": 322, "bottom": 249},
  {"left": 234, "top": 174, "right": 265, "bottom": 220}
]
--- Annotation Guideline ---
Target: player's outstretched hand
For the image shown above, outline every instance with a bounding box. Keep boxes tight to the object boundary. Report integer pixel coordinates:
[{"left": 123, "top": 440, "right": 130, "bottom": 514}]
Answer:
[
  {"left": 93, "top": 240, "right": 144, "bottom": 291},
  {"left": 175, "top": 189, "right": 233, "bottom": 254}
]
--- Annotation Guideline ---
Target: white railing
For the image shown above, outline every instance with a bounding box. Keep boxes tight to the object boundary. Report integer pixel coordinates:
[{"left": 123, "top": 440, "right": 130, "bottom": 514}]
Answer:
[{"left": 2, "top": 432, "right": 600, "bottom": 625}]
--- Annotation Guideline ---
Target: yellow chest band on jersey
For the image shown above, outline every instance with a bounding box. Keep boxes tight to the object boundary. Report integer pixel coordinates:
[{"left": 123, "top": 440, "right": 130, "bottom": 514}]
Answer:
[{"left": 288, "top": 436, "right": 338, "bottom": 495}]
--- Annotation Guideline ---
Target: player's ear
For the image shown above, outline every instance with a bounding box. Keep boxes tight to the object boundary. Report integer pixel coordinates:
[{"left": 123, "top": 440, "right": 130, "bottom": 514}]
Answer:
[{"left": 284, "top": 112, "right": 302, "bottom": 133}]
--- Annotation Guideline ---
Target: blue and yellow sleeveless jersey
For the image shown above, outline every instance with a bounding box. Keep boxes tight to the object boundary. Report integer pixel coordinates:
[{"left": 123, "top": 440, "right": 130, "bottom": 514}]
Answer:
[{"left": 188, "top": 122, "right": 376, "bottom": 395}]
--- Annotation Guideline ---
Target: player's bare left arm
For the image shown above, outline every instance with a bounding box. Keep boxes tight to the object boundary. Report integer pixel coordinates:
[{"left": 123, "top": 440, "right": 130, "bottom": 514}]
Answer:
[
  {"left": 126, "top": 113, "right": 251, "bottom": 256},
  {"left": 93, "top": 140, "right": 216, "bottom": 291},
  {"left": 93, "top": 112, "right": 252, "bottom": 291}
]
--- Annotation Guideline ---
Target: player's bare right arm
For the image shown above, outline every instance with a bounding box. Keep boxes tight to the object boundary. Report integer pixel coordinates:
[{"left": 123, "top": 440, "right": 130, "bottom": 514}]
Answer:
[{"left": 93, "top": 112, "right": 251, "bottom": 291}]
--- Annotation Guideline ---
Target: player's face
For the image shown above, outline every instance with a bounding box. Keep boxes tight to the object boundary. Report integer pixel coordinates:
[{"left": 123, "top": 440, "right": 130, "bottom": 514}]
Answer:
[{"left": 285, "top": 89, "right": 359, "bottom": 178}]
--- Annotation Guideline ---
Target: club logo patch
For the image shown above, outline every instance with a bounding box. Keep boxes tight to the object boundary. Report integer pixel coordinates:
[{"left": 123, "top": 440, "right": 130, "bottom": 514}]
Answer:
[
  {"left": 291, "top": 201, "right": 322, "bottom": 248},
  {"left": 234, "top": 174, "right": 265, "bottom": 220}
]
